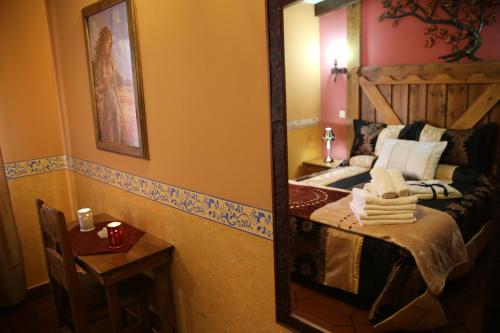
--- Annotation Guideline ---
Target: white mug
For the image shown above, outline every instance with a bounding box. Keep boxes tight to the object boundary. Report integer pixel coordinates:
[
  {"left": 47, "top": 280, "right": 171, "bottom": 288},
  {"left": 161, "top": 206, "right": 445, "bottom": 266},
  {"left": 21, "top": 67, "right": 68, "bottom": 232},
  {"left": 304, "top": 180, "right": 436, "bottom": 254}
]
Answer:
[{"left": 77, "top": 208, "right": 95, "bottom": 232}]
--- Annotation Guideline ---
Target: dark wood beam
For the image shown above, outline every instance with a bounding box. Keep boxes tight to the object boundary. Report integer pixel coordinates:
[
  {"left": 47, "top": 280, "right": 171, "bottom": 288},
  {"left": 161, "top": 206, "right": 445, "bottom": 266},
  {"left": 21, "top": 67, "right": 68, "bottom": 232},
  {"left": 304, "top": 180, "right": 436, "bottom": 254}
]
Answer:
[{"left": 315, "top": 0, "right": 359, "bottom": 16}]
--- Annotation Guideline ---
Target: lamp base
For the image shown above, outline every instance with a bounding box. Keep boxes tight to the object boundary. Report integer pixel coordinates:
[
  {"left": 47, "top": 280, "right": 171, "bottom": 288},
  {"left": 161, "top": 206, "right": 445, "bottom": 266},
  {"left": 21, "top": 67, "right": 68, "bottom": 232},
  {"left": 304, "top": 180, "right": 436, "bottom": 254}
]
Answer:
[{"left": 324, "top": 156, "right": 333, "bottom": 163}]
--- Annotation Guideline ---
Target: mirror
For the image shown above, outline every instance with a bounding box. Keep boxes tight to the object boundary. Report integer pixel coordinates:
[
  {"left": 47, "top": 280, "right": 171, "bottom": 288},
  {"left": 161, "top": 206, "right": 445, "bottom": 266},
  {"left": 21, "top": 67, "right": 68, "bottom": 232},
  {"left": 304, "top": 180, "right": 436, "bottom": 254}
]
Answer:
[{"left": 268, "top": 0, "right": 498, "bottom": 332}]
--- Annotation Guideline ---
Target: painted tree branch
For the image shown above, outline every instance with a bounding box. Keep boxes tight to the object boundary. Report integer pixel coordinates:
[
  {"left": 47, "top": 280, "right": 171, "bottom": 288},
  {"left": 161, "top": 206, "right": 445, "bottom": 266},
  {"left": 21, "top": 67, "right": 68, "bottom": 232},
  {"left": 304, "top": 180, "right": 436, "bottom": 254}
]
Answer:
[{"left": 380, "top": 0, "right": 499, "bottom": 62}]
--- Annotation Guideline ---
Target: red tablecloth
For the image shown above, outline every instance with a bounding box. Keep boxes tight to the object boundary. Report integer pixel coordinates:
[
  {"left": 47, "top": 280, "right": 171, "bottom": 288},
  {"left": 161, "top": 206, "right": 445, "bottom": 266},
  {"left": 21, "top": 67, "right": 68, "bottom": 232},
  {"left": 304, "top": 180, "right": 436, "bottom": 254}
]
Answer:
[{"left": 68, "top": 221, "right": 144, "bottom": 256}]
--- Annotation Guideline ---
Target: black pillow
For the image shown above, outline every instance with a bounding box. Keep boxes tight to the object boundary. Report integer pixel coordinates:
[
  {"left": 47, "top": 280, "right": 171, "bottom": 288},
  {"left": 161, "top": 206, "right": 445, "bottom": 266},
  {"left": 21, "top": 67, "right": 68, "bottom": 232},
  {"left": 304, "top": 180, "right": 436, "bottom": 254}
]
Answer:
[
  {"left": 398, "top": 122, "right": 425, "bottom": 140},
  {"left": 440, "top": 123, "right": 497, "bottom": 169},
  {"left": 350, "top": 119, "right": 386, "bottom": 156}
]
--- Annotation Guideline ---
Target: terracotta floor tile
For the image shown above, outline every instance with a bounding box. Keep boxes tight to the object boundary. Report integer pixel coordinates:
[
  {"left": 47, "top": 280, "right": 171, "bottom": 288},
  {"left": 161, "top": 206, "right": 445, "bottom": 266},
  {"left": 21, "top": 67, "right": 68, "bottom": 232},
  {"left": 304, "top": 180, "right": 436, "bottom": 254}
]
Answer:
[
  {"left": 332, "top": 326, "right": 356, "bottom": 333},
  {"left": 291, "top": 292, "right": 298, "bottom": 311},
  {"left": 28, "top": 296, "right": 57, "bottom": 324},
  {"left": 314, "top": 294, "right": 357, "bottom": 315},
  {"left": 354, "top": 325, "right": 376, "bottom": 333},
  {"left": 350, "top": 309, "right": 370, "bottom": 325},
  {"left": 296, "top": 286, "right": 320, "bottom": 300},
  {"left": 290, "top": 282, "right": 302, "bottom": 292},
  {"left": 297, "top": 299, "right": 352, "bottom": 326},
  {"left": 293, "top": 307, "right": 335, "bottom": 331}
]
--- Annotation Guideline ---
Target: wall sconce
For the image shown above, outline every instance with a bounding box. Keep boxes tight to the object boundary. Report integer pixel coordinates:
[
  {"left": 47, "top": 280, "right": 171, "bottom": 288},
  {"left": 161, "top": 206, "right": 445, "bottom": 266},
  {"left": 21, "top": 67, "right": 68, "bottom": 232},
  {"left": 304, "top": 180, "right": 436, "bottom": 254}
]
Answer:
[
  {"left": 331, "top": 59, "right": 347, "bottom": 83},
  {"left": 322, "top": 127, "right": 335, "bottom": 163}
]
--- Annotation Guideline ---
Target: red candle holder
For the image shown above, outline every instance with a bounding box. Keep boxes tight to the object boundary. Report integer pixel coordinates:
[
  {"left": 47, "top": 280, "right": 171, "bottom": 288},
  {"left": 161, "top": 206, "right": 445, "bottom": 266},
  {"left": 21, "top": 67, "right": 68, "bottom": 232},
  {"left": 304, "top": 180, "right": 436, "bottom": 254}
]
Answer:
[{"left": 107, "top": 221, "right": 126, "bottom": 249}]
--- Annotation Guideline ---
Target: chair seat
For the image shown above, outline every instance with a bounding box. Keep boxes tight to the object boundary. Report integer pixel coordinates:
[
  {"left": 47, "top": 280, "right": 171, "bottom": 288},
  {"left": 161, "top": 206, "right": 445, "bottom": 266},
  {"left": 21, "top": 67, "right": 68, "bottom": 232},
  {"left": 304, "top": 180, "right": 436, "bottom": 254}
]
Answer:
[{"left": 78, "top": 272, "right": 153, "bottom": 312}]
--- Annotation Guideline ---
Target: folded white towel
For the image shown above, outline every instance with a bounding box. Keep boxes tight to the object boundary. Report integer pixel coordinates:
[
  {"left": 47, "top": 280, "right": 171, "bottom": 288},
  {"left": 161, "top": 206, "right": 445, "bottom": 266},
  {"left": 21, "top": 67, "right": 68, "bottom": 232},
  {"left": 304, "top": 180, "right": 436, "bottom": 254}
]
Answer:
[
  {"left": 406, "top": 180, "right": 462, "bottom": 200},
  {"left": 363, "top": 209, "right": 415, "bottom": 216},
  {"left": 370, "top": 168, "right": 398, "bottom": 199},
  {"left": 363, "top": 203, "right": 417, "bottom": 211},
  {"left": 387, "top": 169, "right": 410, "bottom": 197},
  {"left": 350, "top": 201, "right": 415, "bottom": 216},
  {"left": 350, "top": 202, "right": 415, "bottom": 220},
  {"left": 356, "top": 217, "right": 417, "bottom": 226},
  {"left": 353, "top": 188, "right": 418, "bottom": 206}
]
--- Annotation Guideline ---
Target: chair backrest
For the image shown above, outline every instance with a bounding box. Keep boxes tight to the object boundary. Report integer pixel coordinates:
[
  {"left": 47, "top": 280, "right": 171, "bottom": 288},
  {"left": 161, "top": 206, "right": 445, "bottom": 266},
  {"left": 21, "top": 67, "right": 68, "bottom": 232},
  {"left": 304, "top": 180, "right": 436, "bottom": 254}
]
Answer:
[{"left": 36, "top": 199, "right": 89, "bottom": 332}]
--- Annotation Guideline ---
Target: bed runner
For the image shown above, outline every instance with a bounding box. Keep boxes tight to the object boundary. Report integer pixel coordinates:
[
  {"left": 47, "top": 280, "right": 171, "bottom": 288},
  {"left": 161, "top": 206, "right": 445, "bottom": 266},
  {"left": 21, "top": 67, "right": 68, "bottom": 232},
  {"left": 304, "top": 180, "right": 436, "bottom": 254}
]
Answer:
[{"left": 310, "top": 195, "right": 468, "bottom": 295}]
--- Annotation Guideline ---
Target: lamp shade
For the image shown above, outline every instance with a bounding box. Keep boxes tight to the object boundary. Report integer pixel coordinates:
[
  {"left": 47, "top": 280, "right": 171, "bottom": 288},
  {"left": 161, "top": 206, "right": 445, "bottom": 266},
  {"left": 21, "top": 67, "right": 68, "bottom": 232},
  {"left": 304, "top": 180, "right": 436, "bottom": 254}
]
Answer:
[{"left": 322, "top": 127, "right": 335, "bottom": 141}]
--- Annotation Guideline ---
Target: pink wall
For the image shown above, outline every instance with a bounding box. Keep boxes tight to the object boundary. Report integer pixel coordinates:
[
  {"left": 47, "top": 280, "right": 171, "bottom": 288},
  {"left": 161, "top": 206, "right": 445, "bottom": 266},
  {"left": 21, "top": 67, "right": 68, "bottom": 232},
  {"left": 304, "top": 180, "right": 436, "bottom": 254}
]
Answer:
[
  {"left": 319, "top": 1, "right": 500, "bottom": 159},
  {"left": 320, "top": 7, "right": 348, "bottom": 160},
  {"left": 362, "top": 0, "right": 500, "bottom": 66}
]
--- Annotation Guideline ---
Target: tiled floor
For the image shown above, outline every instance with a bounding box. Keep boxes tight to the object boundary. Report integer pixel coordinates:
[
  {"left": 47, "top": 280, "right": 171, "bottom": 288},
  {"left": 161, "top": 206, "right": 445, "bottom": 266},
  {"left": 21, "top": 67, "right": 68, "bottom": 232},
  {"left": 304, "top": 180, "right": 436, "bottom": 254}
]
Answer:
[
  {"left": 0, "top": 289, "right": 59, "bottom": 333},
  {"left": 291, "top": 249, "right": 491, "bottom": 333}
]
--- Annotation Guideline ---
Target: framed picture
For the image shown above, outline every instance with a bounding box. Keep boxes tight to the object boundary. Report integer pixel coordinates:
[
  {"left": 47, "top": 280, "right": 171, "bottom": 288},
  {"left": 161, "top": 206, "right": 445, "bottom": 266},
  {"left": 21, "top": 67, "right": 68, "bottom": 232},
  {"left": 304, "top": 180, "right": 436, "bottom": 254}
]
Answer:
[{"left": 82, "top": 0, "right": 148, "bottom": 159}]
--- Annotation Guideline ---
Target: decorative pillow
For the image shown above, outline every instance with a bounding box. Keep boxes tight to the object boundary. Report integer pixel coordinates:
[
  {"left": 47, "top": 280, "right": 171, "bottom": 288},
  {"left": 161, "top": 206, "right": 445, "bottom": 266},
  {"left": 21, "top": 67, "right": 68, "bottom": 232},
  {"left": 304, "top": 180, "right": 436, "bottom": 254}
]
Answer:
[
  {"left": 419, "top": 124, "right": 446, "bottom": 142},
  {"left": 374, "top": 139, "right": 448, "bottom": 180},
  {"left": 374, "top": 125, "right": 405, "bottom": 156},
  {"left": 435, "top": 164, "right": 458, "bottom": 182},
  {"left": 435, "top": 164, "right": 482, "bottom": 185},
  {"left": 440, "top": 123, "right": 497, "bottom": 169},
  {"left": 398, "top": 122, "right": 425, "bottom": 141},
  {"left": 349, "top": 155, "right": 377, "bottom": 169},
  {"left": 350, "top": 119, "right": 386, "bottom": 156}
]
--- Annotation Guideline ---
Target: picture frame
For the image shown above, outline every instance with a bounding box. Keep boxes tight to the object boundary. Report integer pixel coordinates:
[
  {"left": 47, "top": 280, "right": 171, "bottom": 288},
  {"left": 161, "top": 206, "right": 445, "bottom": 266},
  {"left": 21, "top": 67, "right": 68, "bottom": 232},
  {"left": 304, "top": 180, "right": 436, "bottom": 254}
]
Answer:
[{"left": 82, "top": 0, "right": 149, "bottom": 159}]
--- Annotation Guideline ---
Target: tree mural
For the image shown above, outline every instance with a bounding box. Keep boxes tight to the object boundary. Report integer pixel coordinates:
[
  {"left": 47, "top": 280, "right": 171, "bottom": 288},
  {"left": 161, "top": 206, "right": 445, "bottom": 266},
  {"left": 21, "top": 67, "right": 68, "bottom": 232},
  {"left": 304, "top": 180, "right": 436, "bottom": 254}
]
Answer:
[{"left": 380, "top": 0, "right": 499, "bottom": 62}]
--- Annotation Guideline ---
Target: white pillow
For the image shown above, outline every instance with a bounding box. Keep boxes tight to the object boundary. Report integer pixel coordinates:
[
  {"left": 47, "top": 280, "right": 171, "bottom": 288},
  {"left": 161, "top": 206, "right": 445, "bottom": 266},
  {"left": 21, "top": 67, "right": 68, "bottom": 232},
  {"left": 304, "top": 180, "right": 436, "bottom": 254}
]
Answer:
[
  {"left": 374, "top": 139, "right": 448, "bottom": 180},
  {"left": 419, "top": 124, "right": 446, "bottom": 142},
  {"left": 374, "top": 125, "right": 405, "bottom": 156},
  {"left": 349, "top": 155, "right": 376, "bottom": 168}
]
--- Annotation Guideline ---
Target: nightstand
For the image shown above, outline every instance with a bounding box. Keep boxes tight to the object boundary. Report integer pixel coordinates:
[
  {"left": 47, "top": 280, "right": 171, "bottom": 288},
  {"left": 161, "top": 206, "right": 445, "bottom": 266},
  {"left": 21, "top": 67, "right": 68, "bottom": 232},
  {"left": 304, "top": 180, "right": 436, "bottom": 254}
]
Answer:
[{"left": 302, "top": 157, "right": 342, "bottom": 174}]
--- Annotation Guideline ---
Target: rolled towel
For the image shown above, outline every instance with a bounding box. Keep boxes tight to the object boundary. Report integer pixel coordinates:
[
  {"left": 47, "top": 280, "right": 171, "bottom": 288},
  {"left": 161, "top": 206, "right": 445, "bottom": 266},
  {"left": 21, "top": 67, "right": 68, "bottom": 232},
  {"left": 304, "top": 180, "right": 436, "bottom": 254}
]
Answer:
[
  {"left": 369, "top": 168, "right": 398, "bottom": 199},
  {"left": 350, "top": 202, "right": 415, "bottom": 220},
  {"left": 352, "top": 188, "right": 418, "bottom": 206},
  {"left": 387, "top": 169, "right": 410, "bottom": 197},
  {"left": 363, "top": 203, "right": 417, "bottom": 211}
]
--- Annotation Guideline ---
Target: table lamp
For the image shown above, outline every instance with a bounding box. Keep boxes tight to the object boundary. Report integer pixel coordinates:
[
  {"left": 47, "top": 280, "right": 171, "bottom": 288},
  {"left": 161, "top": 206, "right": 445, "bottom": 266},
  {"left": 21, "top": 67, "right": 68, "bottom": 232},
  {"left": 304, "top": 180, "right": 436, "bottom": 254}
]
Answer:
[{"left": 322, "top": 127, "right": 335, "bottom": 163}]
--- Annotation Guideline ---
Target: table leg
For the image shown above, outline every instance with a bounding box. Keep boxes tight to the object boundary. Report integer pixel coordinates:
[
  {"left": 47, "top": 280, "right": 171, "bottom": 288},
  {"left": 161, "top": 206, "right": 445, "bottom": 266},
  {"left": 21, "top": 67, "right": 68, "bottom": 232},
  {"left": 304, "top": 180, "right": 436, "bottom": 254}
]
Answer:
[
  {"left": 153, "top": 265, "right": 177, "bottom": 333},
  {"left": 105, "top": 284, "right": 123, "bottom": 333}
]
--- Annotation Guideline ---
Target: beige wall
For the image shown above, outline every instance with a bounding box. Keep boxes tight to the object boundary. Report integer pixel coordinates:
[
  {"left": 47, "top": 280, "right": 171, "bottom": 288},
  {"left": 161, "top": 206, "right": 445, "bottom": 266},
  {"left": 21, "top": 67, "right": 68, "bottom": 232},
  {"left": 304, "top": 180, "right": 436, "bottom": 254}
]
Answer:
[
  {"left": 283, "top": 3, "right": 322, "bottom": 178},
  {"left": 0, "top": 0, "right": 73, "bottom": 287},
  {"left": 287, "top": 126, "right": 322, "bottom": 179},
  {"left": 283, "top": 3, "right": 320, "bottom": 122},
  {"left": 0, "top": 0, "right": 64, "bottom": 162}
]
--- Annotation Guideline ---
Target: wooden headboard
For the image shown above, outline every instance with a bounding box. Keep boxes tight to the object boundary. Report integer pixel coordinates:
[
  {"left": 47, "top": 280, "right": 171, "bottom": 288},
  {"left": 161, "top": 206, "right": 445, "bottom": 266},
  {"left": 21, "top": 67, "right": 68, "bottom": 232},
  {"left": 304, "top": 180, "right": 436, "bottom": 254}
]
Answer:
[{"left": 352, "top": 61, "right": 500, "bottom": 129}]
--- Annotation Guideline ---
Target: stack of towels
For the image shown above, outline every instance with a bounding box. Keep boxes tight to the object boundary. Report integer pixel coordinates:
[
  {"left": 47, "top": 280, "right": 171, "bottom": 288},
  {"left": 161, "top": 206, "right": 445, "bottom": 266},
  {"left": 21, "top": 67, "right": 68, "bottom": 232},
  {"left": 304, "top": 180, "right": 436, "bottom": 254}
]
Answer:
[{"left": 350, "top": 168, "right": 419, "bottom": 225}]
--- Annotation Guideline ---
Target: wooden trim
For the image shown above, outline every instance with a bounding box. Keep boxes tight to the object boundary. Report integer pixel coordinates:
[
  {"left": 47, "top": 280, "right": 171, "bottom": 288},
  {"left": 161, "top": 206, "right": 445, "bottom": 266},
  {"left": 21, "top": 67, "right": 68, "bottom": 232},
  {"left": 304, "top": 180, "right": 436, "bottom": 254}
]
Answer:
[
  {"left": 359, "top": 78, "right": 402, "bottom": 125},
  {"left": 451, "top": 84, "right": 500, "bottom": 129},
  {"left": 361, "top": 73, "right": 500, "bottom": 85},
  {"left": 267, "top": 0, "right": 342, "bottom": 331},
  {"left": 346, "top": 2, "right": 361, "bottom": 154},
  {"left": 314, "top": 0, "right": 359, "bottom": 16}
]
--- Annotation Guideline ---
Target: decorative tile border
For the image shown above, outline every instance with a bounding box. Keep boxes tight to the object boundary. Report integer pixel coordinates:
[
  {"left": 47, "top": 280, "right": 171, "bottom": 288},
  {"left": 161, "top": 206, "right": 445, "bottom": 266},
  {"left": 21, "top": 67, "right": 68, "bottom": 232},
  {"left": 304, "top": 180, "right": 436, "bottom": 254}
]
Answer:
[
  {"left": 287, "top": 117, "right": 320, "bottom": 129},
  {"left": 4, "top": 155, "right": 67, "bottom": 179},
  {"left": 4, "top": 156, "right": 273, "bottom": 240}
]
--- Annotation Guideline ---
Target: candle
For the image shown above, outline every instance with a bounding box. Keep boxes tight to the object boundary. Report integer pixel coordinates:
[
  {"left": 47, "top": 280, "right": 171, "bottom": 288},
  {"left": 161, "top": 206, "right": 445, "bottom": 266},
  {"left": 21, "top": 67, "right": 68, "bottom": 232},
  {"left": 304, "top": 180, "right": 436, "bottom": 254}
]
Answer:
[
  {"left": 77, "top": 208, "right": 95, "bottom": 232},
  {"left": 107, "top": 221, "right": 125, "bottom": 248}
]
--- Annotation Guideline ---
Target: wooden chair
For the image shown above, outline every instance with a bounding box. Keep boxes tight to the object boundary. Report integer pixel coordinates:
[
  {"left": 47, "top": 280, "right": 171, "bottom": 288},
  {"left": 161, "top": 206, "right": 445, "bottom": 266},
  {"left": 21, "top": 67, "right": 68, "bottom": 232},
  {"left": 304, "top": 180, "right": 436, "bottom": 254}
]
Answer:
[{"left": 36, "top": 199, "right": 152, "bottom": 332}]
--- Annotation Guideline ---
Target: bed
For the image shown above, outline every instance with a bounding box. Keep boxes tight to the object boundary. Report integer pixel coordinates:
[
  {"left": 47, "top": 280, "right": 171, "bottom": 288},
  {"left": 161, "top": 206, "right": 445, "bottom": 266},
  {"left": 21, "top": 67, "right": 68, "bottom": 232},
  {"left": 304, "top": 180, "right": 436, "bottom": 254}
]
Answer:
[{"left": 288, "top": 62, "right": 500, "bottom": 331}]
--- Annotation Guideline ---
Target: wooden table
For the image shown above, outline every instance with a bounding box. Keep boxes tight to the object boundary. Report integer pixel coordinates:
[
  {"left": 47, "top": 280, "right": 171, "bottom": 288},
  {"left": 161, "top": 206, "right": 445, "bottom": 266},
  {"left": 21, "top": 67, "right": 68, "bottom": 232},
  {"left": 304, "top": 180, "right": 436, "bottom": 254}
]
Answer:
[
  {"left": 71, "top": 214, "right": 176, "bottom": 333},
  {"left": 302, "top": 157, "right": 342, "bottom": 174}
]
